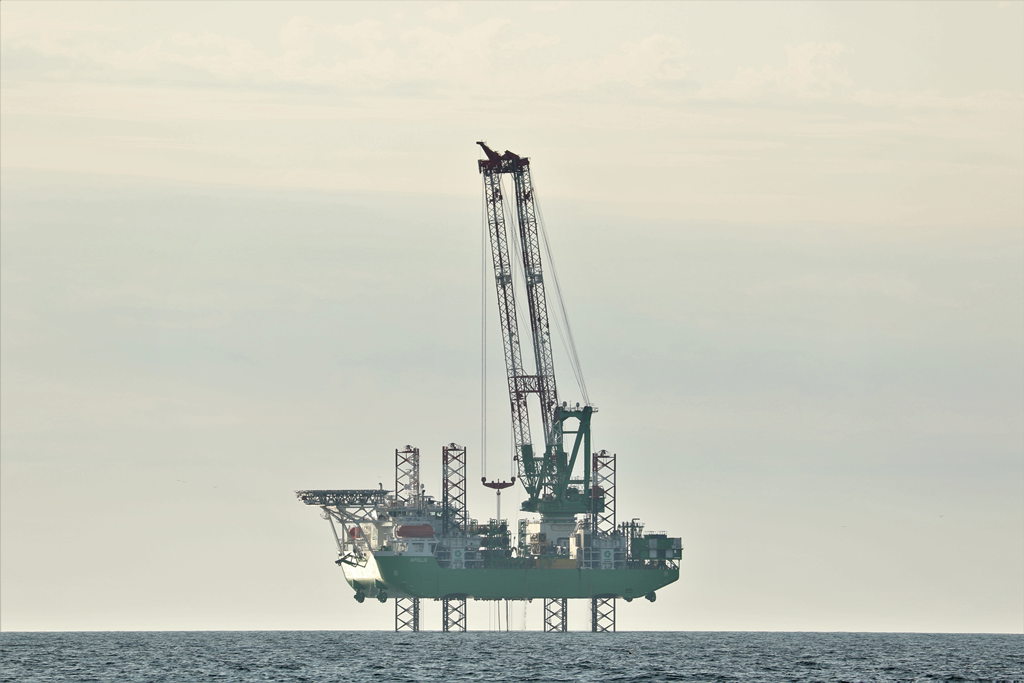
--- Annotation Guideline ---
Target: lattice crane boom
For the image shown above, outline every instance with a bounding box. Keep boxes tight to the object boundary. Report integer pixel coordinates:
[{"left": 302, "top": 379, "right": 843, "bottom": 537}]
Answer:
[
  {"left": 480, "top": 158, "right": 533, "bottom": 464},
  {"left": 511, "top": 161, "right": 561, "bottom": 455},
  {"left": 478, "top": 142, "right": 593, "bottom": 516}
]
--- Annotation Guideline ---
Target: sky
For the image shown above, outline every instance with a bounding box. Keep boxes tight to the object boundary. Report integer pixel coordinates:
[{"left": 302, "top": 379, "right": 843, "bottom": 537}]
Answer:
[{"left": 1, "top": 1, "right": 1022, "bottom": 633}]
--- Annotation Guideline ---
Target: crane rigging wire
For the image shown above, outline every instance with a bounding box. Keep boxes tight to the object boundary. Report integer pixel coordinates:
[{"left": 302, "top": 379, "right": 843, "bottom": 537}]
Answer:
[
  {"left": 502, "top": 174, "right": 592, "bottom": 463},
  {"left": 500, "top": 175, "right": 535, "bottom": 477},
  {"left": 501, "top": 174, "right": 588, "bottom": 406},
  {"left": 532, "top": 181, "right": 590, "bottom": 405},
  {"left": 481, "top": 182, "right": 488, "bottom": 481},
  {"left": 485, "top": 174, "right": 528, "bottom": 480},
  {"left": 481, "top": 161, "right": 591, "bottom": 483},
  {"left": 500, "top": 176, "right": 535, "bottom": 359}
]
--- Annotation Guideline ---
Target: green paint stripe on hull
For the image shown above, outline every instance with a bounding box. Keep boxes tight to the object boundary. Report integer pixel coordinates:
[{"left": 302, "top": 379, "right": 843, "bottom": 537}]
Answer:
[{"left": 374, "top": 555, "right": 678, "bottom": 600}]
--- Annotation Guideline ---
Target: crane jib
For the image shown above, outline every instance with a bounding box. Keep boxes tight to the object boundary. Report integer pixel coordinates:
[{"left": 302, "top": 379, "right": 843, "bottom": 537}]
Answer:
[{"left": 477, "top": 141, "right": 592, "bottom": 517}]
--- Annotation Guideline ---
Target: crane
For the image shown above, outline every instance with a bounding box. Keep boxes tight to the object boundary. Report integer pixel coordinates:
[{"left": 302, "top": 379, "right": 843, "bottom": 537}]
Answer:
[
  {"left": 477, "top": 142, "right": 599, "bottom": 520},
  {"left": 295, "top": 144, "right": 682, "bottom": 633}
]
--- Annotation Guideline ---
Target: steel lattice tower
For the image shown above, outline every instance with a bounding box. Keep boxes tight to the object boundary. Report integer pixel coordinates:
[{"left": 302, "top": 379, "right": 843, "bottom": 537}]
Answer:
[
  {"left": 394, "top": 446, "right": 420, "bottom": 631},
  {"left": 395, "top": 446, "right": 420, "bottom": 508},
  {"left": 441, "top": 442, "right": 468, "bottom": 632},
  {"left": 591, "top": 598, "right": 615, "bottom": 633},
  {"left": 543, "top": 598, "right": 568, "bottom": 632},
  {"left": 443, "top": 598, "right": 467, "bottom": 632},
  {"left": 591, "top": 450, "right": 616, "bottom": 632},
  {"left": 396, "top": 598, "right": 420, "bottom": 631},
  {"left": 592, "top": 450, "right": 616, "bottom": 536},
  {"left": 442, "top": 443, "right": 467, "bottom": 534}
]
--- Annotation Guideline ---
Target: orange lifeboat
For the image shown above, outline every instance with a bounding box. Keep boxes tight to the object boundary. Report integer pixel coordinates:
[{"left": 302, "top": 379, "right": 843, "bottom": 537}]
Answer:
[
  {"left": 396, "top": 524, "right": 435, "bottom": 538},
  {"left": 348, "top": 527, "right": 362, "bottom": 539}
]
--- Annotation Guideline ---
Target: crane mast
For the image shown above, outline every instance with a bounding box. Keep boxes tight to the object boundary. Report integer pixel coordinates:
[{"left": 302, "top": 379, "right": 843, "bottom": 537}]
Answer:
[{"left": 478, "top": 142, "right": 595, "bottom": 518}]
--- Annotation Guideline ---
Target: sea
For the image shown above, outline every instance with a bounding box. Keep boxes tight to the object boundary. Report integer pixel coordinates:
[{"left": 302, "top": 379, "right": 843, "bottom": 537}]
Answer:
[{"left": 1, "top": 631, "right": 1021, "bottom": 682}]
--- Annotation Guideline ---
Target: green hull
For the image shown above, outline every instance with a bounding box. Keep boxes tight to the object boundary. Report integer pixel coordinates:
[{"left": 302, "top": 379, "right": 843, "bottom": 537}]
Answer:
[{"left": 370, "top": 554, "right": 678, "bottom": 600}]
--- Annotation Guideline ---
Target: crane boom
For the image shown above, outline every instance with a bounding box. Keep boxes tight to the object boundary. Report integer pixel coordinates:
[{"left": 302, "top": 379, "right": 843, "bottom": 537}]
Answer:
[
  {"left": 480, "top": 150, "right": 533, "bottom": 466},
  {"left": 478, "top": 142, "right": 594, "bottom": 517},
  {"left": 512, "top": 161, "right": 560, "bottom": 454}
]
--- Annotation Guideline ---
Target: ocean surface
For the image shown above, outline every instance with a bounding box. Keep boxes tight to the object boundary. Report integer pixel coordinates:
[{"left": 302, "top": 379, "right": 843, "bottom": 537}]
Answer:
[{"left": 1, "top": 631, "right": 1021, "bottom": 682}]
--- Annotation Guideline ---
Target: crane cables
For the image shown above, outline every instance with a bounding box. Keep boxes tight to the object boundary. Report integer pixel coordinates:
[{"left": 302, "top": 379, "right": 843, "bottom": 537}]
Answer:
[
  {"left": 482, "top": 175, "right": 527, "bottom": 480},
  {"left": 481, "top": 170, "right": 590, "bottom": 480},
  {"left": 480, "top": 181, "right": 488, "bottom": 481},
  {"left": 498, "top": 172, "right": 590, "bottom": 408},
  {"left": 532, "top": 180, "right": 590, "bottom": 406},
  {"left": 501, "top": 175, "right": 537, "bottom": 477},
  {"left": 500, "top": 175, "right": 539, "bottom": 377},
  {"left": 500, "top": 174, "right": 589, "bottom": 407}
]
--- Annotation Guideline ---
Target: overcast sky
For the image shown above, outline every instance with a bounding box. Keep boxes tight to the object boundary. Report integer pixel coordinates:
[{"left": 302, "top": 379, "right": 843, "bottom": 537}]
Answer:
[{"left": 1, "top": 1, "right": 1022, "bottom": 633}]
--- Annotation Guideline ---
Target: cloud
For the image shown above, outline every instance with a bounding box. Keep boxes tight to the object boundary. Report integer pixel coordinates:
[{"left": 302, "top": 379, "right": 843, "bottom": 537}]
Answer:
[
  {"left": 426, "top": 2, "right": 463, "bottom": 23},
  {"left": 852, "top": 87, "right": 1024, "bottom": 111},
  {"left": 0, "top": 10, "right": 678, "bottom": 96},
  {"left": 507, "top": 33, "right": 559, "bottom": 51},
  {"left": 699, "top": 42, "right": 851, "bottom": 100},
  {"left": 544, "top": 34, "right": 689, "bottom": 92},
  {"left": 0, "top": 12, "right": 117, "bottom": 47},
  {"left": 1, "top": 13, "right": 522, "bottom": 91},
  {"left": 2, "top": 6, "right": 1021, "bottom": 126}
]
